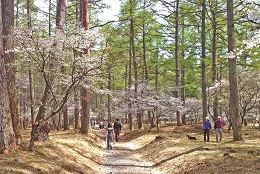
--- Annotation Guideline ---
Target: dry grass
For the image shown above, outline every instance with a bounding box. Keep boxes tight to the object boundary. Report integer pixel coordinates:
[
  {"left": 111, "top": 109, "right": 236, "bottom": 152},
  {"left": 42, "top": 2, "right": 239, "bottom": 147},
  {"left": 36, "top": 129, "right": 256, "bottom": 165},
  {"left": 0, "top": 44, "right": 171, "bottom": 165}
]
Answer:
[
  {"left": 0, "top": 124, "right": 259, "bottom": 174},
  {"left": 0, "top": 129, "right": 104, "bottom": 174},
  {"left": 126, "top": 124, "right": 260, "bottom": 174}
]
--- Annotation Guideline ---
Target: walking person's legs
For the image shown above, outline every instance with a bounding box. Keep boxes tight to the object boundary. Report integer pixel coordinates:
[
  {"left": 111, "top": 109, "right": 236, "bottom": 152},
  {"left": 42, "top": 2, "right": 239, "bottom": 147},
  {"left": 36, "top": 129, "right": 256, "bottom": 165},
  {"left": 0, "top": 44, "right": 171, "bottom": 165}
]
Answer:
[
  {"left": 203, "top": 129, "right": 207, "bottom": 142},
  {"left": 219, "top": 128, "right": 223, "bottom": 141},
  {"left": 206, "top": 129, "right": 210, "bottom": 142},
  {"left": 215, "top": 128, "right": 219, "bottom": 142},
  {"left": 107, "top": 135, "right": 113, "bottom": 150}
]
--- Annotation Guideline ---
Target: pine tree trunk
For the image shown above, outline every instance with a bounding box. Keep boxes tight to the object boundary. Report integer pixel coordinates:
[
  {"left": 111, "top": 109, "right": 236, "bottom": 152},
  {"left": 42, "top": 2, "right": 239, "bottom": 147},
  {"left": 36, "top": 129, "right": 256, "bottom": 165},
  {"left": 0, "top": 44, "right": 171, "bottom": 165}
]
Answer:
[
  {"left": 128, "top": 0, "right": 135, "bottom": 131},
  {"left": 181, "top": 70, "right": 186, "bottom": 125},
  {"left": 56, "top": 0, "right": 68, "bottom": 130},
  {"left": 29, "top": 70, "right": 35, "bottom": 126},
  {"left": 137, "top": 112, "right": 144, "bottom": 129},
  {"left": 63, "top": 102, "right": 69, "bottom": 130},
  {"left": 74, "top": 90, "right": 80, "bottom": 129},
  {"left": 80, "top": 87, "right": 90, "bottom": 134},
  {"left": 108, "top": 69, "right": 112, "bottom": 122},
  {"left": 175, "top": 0, "right": 181, "bottom": 126},
  {"left": 227, "top": 0, "right": 243, "bottom": 141},
  {"left": 2, "top": 0, "right": 22, "bottom": 145},
  {"left": 212, "top": 9, "right": 219, "bottom": 121},
  {"left": 201, "top": 0, "right": 208, "bottom": 119},
  {"left": 0, "top": 3, "right": 15, "bottom": 152}
]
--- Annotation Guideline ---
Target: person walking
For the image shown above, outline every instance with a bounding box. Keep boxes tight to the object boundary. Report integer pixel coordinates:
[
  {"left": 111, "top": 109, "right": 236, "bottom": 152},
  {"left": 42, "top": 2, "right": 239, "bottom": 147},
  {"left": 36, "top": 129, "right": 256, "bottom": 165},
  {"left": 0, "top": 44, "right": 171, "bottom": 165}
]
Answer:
[
  {"left": 106, "top": 123, "right": 115, "bottom": 150},
  {"left": 203, "top": 116, "right": 211, "bottom": 142},
  {"left": 113, "top": 118, "right": 122, "bottom": 142},
  {"left": 100, "top": 119, "right": 105, "bottom": 129},
  {"left": 214, "top": 116, "right": 225, "bottom": 142}
]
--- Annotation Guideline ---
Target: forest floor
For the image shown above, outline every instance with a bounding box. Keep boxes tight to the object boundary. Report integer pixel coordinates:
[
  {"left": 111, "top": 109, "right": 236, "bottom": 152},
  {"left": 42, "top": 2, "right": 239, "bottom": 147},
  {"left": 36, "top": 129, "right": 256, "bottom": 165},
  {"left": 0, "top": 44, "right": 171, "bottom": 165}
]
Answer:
[{"left": 0, "top": 123, "right": 260, "bottom": 174}]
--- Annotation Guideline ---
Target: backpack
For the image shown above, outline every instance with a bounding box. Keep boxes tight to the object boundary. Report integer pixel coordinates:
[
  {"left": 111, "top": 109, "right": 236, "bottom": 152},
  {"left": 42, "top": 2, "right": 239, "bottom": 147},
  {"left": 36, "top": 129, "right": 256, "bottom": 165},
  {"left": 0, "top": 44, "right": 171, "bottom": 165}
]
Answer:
[{"left": 107, "top": 127, "right": 113, "bottom": 135}]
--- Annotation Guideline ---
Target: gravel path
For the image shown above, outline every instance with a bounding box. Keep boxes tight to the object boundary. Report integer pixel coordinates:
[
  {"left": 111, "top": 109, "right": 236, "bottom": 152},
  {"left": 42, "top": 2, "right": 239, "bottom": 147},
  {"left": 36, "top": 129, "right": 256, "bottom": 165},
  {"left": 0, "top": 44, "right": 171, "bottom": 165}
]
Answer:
[{"left": 101, "top": 133, "right": 160, "bottom": 174}]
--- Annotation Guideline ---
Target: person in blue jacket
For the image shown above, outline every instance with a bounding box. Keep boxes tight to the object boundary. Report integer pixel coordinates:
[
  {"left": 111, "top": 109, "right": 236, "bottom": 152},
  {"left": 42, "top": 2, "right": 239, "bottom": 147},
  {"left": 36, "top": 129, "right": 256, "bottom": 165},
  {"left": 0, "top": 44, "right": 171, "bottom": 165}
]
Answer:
[{"left": 203, "top": 116, "right": 212, "bottom": 142}]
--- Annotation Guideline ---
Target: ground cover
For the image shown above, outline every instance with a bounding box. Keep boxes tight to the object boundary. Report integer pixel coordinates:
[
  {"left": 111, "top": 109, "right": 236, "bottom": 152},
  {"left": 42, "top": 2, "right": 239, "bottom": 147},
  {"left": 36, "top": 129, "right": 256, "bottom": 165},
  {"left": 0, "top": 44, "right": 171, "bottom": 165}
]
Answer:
[{"left": 0, "top": 124, "right": 259, "bottom": 174}]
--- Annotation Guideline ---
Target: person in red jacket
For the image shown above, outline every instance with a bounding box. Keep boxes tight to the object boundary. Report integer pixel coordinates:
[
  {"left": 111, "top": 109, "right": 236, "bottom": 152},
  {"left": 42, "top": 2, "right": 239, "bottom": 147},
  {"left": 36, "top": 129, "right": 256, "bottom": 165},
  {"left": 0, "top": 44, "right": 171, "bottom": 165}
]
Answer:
[{"left": 214, "top": 116, "right": 225, "bottom": 142}]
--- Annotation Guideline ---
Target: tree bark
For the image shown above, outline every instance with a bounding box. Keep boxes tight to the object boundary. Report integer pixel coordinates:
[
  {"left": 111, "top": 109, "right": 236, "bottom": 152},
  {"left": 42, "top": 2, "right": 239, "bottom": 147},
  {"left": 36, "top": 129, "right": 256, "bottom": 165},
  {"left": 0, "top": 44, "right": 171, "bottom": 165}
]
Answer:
[
  {"left": 137, "top": 112, "right": 143, "bottom": 129},
  {"left": 130, "top": 0, "right": 139, "bottom": 129},
  {"left": 56, "top": 0, "right": 67, "bottom": 32},
  {"left": 2, "top": 0, "right": 22, "bottom": 145},
  {"left": 29, "top": 84, "right": 51, "bottom": 151},
  {"left": 175, "top": 0, "right": 181, "bottom": 126},
  {"left": 74, "top": 90, "right": 80, "bottom": 129},
  {"left": 227, "top": 0, "right": 243, "bottom": 141},
  {"left": 27, "top": 0, "right": 35, "bottom": 128},
  {"left": 108, "top": 67, "right": 112, "bottom": 123},
  {"left": 128, "top": 0, "right": 136, "bottom": 131},
  {"left": 201, "top": 0, "right": 208, "bottom": 119},
  {"left": 181, "top": 70, "right": 186, "bottom": 125},
  {"left": 80, "top": 87, "right": 90, "bottom": 134},
  {"left": 29, "top": 69, "right": 35, "bottom": 126},
  {"left": 212, "top": 8, "right": 219, "bottom": 121},
  {"left": 56, "top": 0, "right": 68, "bottom": 130},
  {"left": 80, "top": 0, "right": 91, "bottom": 134},
  {"left": 0, "top": 1, "right": 15, "bottom": 152}
]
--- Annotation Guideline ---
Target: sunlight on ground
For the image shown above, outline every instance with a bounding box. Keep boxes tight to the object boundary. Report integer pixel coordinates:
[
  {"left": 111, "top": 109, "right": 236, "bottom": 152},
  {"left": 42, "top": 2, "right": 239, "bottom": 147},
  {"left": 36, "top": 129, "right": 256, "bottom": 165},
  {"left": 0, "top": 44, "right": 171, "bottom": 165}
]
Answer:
[
  {"left": 0, "top": 125, "right": 259, "bottom": 174},
  {"left": 130, "top": 135, "right": 157, "bottom": 149}
]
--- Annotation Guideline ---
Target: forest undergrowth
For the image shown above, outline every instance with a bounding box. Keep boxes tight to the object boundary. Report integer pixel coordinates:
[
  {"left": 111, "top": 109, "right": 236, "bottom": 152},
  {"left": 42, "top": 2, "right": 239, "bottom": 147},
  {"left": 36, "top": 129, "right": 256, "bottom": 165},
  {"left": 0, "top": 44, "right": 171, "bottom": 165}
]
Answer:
[{"left": 0, "top": 123, "right": 259, "bottom": 174}]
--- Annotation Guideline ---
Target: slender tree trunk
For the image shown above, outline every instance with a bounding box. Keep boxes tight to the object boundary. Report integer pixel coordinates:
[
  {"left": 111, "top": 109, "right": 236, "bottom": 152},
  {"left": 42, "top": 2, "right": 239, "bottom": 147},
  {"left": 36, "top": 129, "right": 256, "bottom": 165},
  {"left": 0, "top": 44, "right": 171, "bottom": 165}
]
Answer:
[
  {"left": 227, "top": 0, "right": 243, "bottom": 141},
  {"left": 142, "top": 2, "right": 148, "bottom": 83},
  {"left": 29, "top": 84, "right": 51, "bottom": 151},
  {"left": 181, "top": 23, "right": 186, "bottom": 125},
  {"left": 155, "top": 47, "right": 159, "bottom": 93},
  {"left": 56, "top": 0, "right": 68, "bottom": 130},
  {"left": 27, "top": 0, "right": 35, "bottom": 128},
  {"left": 149, "top": 47, "right": 159, "bottom": 127},
  {"left": 125, "top": 63, "right": 128, "bottom": 91},
  {"left": 181, "top": 70, "right": 186, "bottom": 125},
  {"left": 108, "top": 65, "right": 112, "bottom": 123},
  {"left": 130, "top": 0, "right": 138, "bottom": 129},
  {"left": 80, "top": 87, "right": 90, "bottom": 134},
  {"left": 80, "top": 0, "right": 91, "bottom": 134},
  {"left": 128, "top": 0, "right": 136, "bottom": 131},
  {"left": 137, "top": 112, "right": 143, "bottom": 129},
  {"left": 49, "top": 0, "right": 51, "bottom": 36},
  {"left": 128, "top": 44, "right": 133, "bottom": 131},
  {"left": 137, "top": 1, "right": 149, "bottom": 130},
  {"left": 175, "top": 0, "right": 181, "bottom": 126},
  {"left": 201, "top": 0, "right": 207, "bottom": 119},
  {"left": 63, "top": 102, "right": 69, "bottom": 130},
  {"left": 29, "top": 70, "right": 35, "bottom": 126},
  {"left": 212, "top": 9, "right": 219, "bottom": 121},
  {"left": 74, "top": 90, "right": 80, "bottom": 129}
]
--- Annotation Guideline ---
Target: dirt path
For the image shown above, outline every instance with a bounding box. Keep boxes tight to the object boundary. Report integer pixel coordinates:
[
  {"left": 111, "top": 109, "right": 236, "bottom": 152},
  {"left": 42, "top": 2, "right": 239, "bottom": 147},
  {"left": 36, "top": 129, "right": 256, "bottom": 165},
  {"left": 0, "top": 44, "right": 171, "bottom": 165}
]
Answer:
[{"left": 100, "top": 131, "right": 160, "bottom": 174}]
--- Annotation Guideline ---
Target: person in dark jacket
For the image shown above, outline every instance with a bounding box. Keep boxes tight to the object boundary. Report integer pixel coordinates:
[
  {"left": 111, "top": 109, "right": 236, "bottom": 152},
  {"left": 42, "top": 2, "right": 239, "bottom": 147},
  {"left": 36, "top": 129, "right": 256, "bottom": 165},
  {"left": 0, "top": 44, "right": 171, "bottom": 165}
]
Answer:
[
  {"left": 203, "top": 116, "right": 212, "bottom": 142},
  {"left": 113, "top": 118, "right": 122, "bottom": 142}
]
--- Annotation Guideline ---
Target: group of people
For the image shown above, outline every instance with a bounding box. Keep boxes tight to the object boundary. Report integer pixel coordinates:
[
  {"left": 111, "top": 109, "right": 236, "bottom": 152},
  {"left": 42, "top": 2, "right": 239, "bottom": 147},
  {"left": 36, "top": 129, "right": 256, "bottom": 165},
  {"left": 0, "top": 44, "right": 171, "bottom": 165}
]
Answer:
[
  {"left": 105, "top": 118, "right": 122, "bottom": 150},
  {"left": 104, "top": 116, "right": 225, "bottom": 149},
  {"left": 203, "top": 116, "right": 225, "bottom": 142}
]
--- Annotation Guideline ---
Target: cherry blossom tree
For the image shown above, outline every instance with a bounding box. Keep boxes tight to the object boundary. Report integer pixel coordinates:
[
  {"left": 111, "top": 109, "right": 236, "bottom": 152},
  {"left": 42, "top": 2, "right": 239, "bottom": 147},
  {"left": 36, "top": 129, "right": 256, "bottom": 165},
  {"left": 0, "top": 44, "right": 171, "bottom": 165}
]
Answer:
[
  {"left": 13, "top": 25, "right": 107, "bottom": 151},
  {"left": 111, "top": 81, "right": 184, "bottom": 130}
]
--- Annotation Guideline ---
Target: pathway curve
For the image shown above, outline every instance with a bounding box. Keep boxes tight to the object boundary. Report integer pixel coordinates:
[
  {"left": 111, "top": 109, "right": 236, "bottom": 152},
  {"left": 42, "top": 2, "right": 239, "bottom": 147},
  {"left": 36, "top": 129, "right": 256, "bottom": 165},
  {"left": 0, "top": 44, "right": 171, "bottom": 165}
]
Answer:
[{"left": 100, "top": 131, "right": 160, "bottom": 174}]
